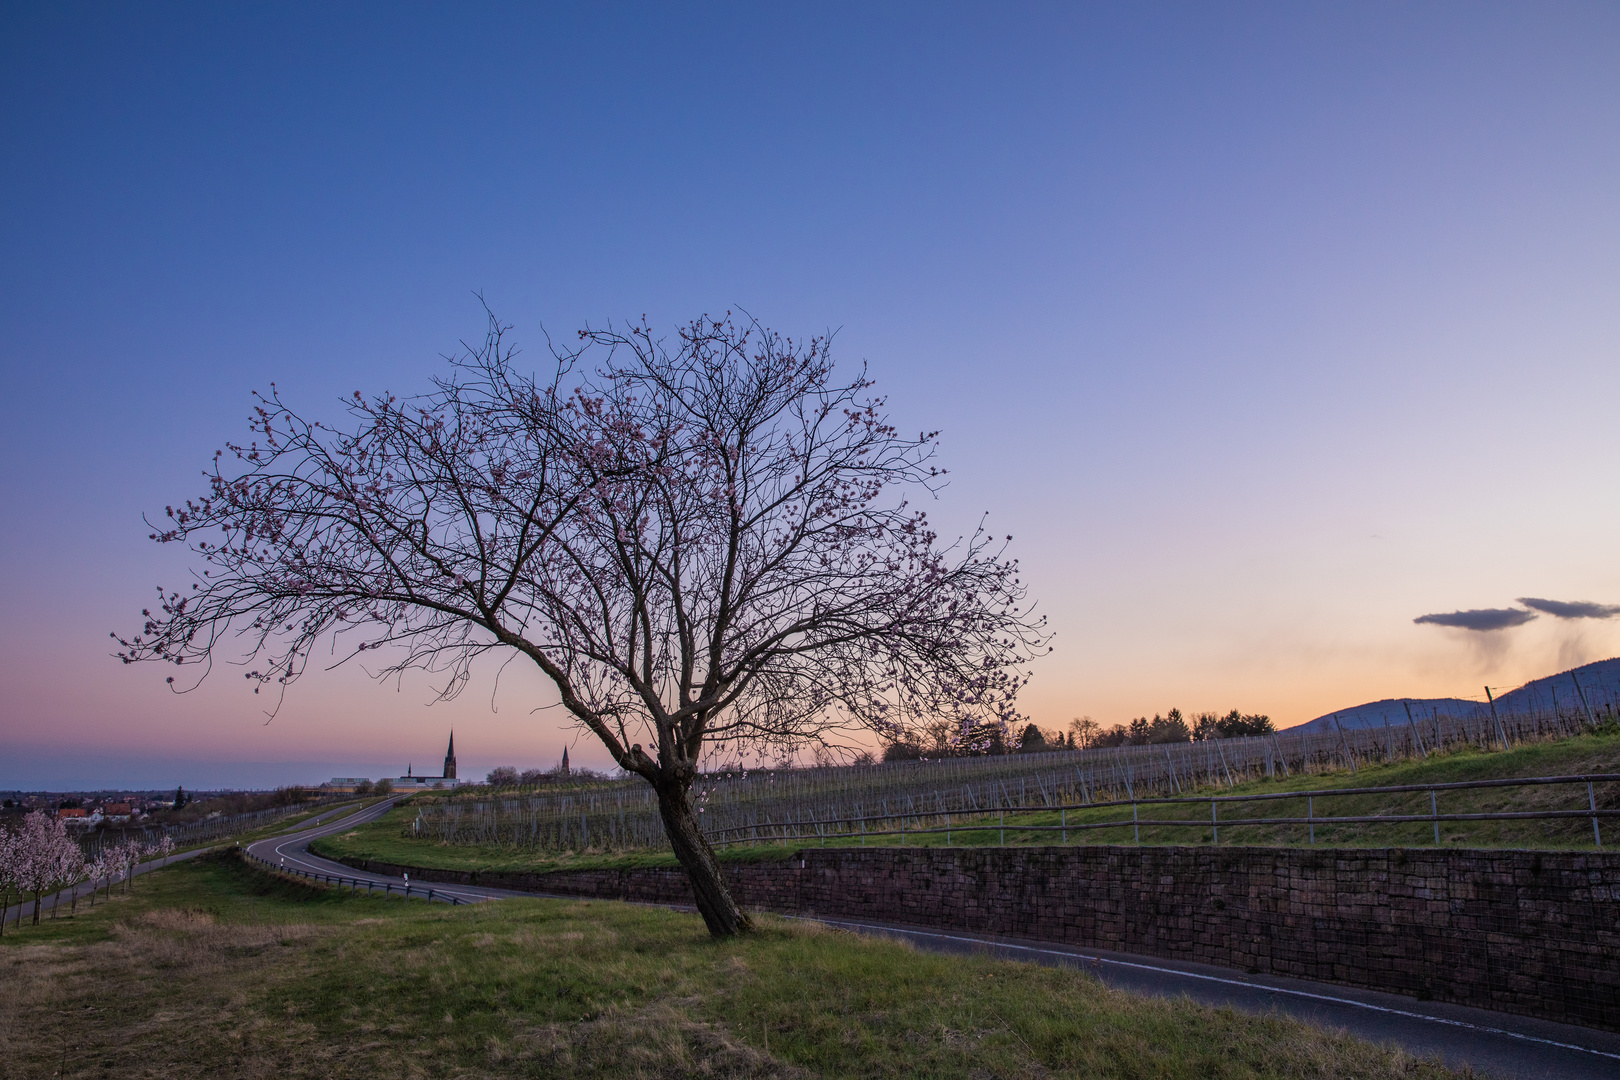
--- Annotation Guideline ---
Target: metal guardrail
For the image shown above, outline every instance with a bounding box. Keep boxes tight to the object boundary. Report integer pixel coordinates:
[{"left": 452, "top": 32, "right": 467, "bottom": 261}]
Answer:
[
  {"left": 710, "top": 773, "right": 1620, "bottom": 849},
  {"left": 240, "top": 850, "right": 464, "bottom": 904}
]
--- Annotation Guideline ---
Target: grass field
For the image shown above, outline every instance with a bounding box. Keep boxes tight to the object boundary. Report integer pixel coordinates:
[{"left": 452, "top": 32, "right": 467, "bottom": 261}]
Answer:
[
  {"left": 310, "top": 730, "right": 1620, "bottom": 878},
  {"left": 0, "top": 851, "right": 1467, "bottom": 1079}
]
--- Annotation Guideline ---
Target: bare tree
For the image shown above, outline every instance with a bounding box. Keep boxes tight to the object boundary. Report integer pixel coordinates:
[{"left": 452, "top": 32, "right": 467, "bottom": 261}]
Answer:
[
  {"left": 116, "top": 311, "right": 1047, "bottom": 935},
  {"left": 485, "top": 766, "right": 520, "bottom": 788}
]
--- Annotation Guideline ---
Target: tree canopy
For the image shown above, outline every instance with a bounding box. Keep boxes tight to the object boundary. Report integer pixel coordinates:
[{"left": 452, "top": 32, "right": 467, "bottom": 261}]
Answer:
[{"left": 116, "top": 311, "right": 1048, "bottom": 934}]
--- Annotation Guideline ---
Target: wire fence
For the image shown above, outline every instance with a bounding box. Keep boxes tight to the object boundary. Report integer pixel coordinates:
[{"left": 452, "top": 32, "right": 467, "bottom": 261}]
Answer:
[
  {"left": 409, "top": 696, "right": 1618, "bottom": 855},
  {"left": 707, "top": 773, "right": 1620, "bottom": 850}
]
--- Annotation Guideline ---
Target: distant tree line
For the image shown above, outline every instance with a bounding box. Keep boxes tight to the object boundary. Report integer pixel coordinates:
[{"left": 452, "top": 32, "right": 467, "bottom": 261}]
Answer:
[
  {"left": 482, "top": 765, "right": 605, "bottom": 790},
  {"left": 883, "top": 709, "right": 1273, "bottom": 761},
  {"left": 1077, "top": 708, "right": 1274, "bottom": 748},
  {"left": 882, "top": 719, "right": 1076, "bottom": 761}
]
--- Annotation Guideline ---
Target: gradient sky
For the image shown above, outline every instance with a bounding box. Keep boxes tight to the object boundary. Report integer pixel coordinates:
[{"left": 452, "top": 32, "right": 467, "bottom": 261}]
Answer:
[{"left": 4, "top": 3, "right": 1619, "bottom": 790}]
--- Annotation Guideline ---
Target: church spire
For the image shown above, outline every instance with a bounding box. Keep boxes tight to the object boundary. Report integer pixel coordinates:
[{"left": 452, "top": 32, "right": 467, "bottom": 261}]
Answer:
[{"left": 443, "top": 730, "right": 457, "bottom": 780}]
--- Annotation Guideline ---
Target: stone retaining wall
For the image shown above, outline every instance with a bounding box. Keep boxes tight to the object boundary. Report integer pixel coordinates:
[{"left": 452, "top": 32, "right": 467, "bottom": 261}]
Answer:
[{"left": 330, "top": 845, "right": 1620, "bottom": 1032}]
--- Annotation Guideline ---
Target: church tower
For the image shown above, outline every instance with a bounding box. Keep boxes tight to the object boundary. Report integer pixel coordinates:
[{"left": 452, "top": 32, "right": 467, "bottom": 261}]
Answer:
[{"left": 443, "top": 731, "right": 457, "bottom": 780}]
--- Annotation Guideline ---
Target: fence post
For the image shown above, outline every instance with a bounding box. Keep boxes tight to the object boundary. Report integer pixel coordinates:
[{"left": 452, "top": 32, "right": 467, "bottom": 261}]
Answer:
[
  {"left": 1591, "top": 782, "right": 1602, "bottom": 848},
  {"left": 1431, "top": 790, "right": 1440, "bottom": 845},
  {"left": 1307, "top": 796, "right": 1314, "bottom": 845},
  {"left": 1210, "top": 799, "right": 1216, "bottom": 845},
  {"left": 1572, "top": 672, "right": 1599, "bottom": 728},
  {"left": 1061, "top": 807, "right": 1066, "bottom": 845},
  {"left": 1484, "top": 687, "right": 1509, "bottom": 750},
  {"left": 1331, "top": 715, "right": 1357, "bottom": 773},
  {"left": 1403, "top": 700, "right": 1428, "bottom": 759}
]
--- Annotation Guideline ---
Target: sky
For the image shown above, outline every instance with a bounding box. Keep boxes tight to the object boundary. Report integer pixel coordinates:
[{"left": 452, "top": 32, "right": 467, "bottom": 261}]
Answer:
[{"left": 4, "top": 2, "right": 1619, "bottom": 790}]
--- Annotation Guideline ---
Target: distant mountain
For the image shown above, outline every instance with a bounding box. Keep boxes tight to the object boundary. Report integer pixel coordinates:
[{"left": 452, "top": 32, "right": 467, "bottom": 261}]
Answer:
[{"left": 1288, "top": 656, "right": 1620, "bottom": 733}]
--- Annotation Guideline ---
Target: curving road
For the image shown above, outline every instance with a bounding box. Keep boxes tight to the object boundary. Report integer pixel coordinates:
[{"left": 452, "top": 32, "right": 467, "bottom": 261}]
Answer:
[
  {"left": 254, "top": 806, "right": 1620, "bottom": 1079},
  {"left": 243, "top": 797, "right": 536, "bottom": 905}
]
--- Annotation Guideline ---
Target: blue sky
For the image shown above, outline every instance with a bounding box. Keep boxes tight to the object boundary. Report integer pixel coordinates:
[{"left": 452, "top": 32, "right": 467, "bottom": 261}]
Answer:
[{"left": 4, "top": 3, "right": 1619, "bottom": 788}]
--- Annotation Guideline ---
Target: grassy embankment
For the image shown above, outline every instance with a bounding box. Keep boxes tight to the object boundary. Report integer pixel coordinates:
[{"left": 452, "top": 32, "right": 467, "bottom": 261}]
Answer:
[
  {"left": 311, "top": 730, "right": 1620, "bottom": 878},
  {"left": 0, "top": 851, "right": 1465, "bottom": 1079}
]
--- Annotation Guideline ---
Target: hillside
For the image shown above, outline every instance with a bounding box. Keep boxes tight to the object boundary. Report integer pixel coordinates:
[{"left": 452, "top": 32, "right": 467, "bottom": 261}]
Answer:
[{"left": 1291, "top": 655, "right": 1620, "bottom": 732}]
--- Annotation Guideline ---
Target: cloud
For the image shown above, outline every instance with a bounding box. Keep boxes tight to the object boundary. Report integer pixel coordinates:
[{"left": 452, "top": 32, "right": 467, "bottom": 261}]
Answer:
[
  {"left": 1515, "top": 597, "right": 1620, "bottom": 620},
  {"left": 1413, "top": 608, "right": 1537, "bottom": 632}
]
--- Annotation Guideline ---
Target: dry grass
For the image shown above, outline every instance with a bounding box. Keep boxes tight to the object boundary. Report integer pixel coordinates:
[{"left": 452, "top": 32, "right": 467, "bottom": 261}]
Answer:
[
  {"left": 0, "top": 853, "right": 1468, "bottom": 1079},
  {"left": 0, "top": 906, "right": 331, "bottom": 1079}
]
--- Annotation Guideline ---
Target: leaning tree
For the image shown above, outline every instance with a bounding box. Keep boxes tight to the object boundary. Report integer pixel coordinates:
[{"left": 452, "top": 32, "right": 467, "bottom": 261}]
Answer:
[{"left": 117, "top": 312, "right": 1047, "bottom": 935}]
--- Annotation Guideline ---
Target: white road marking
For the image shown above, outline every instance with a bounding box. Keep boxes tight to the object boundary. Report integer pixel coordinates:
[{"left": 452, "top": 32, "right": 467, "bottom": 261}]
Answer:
[{"left": 805, "top": 917, "right": 1620, "bottom": 1063}]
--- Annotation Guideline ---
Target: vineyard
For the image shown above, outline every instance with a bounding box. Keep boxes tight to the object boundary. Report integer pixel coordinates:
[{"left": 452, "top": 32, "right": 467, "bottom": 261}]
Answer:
[
  {"left": 410, "top": 694, "right": 1618, "bottom": 855},
  {"left": 75, "top": 798, "right": 342, "bottom": 861}
]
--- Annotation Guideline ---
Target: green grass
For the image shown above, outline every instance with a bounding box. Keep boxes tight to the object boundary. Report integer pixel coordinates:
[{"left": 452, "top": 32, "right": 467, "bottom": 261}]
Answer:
[
  {"left": 312, "top": 731, "right": 1620, "bottom": 879},
  {"left": 0, "top": 851, "right": 1465, "bottom": 1079}
]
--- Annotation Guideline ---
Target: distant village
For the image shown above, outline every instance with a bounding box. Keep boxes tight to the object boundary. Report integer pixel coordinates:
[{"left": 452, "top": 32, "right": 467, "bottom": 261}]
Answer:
[{"left": 1, "top": 732, "right": 581, "bottom": 824}]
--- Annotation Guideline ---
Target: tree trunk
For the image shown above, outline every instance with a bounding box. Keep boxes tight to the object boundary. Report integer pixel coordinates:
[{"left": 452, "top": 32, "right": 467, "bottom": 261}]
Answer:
[{"left": 654, "top": 780, "right": 753, "bottom": 937}]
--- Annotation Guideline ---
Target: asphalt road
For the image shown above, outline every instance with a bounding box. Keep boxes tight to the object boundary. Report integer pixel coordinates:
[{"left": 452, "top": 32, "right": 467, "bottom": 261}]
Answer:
[
  {"left": 799, "top": 916, "right": 1620, "bottom": 1080},
  {"left": 242, "top": 797, "right": 537, "bottom": 905},
  {"left": 22, "top": 804, "right": 1620, "bottom": 1078}
]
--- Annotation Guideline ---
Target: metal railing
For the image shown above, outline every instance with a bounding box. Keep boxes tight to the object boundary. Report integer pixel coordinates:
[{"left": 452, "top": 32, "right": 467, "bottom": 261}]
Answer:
[
  {"left": 708, "top": 773, "right": 1620, "bottom": 850},
  {"left": 240, "top": 850, "right": 464, "bottom": 904},
  {"left": 412, "top": 696, "right": 1618, "bottom": 856}
]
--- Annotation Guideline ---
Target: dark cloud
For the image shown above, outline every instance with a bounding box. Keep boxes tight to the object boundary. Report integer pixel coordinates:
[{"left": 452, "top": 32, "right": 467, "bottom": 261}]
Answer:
[
  {"left": 1413, "top": 608, "right": 1537, "bottom": 632},
  {"left": 1516, "top": 597, "right": 1620, "bottom": 620}
]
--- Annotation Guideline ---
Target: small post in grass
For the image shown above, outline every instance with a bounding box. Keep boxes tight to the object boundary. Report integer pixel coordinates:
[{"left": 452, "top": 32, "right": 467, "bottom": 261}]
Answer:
[
  {"left": 1307, "top": 796, "right": 1315, "bottom": 845},
  {"left": 999, "top": 807, "right": 1005, "bottom": 846},
  {"left": 1061, "top": 807, "right": 1066, "bottom": 845},
  {"left": 1431, "top": 790, "right": 1440, "bottom": 845},
  {"left": 1209, "top": 799, "right": 1216, "bottom": 845}
]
